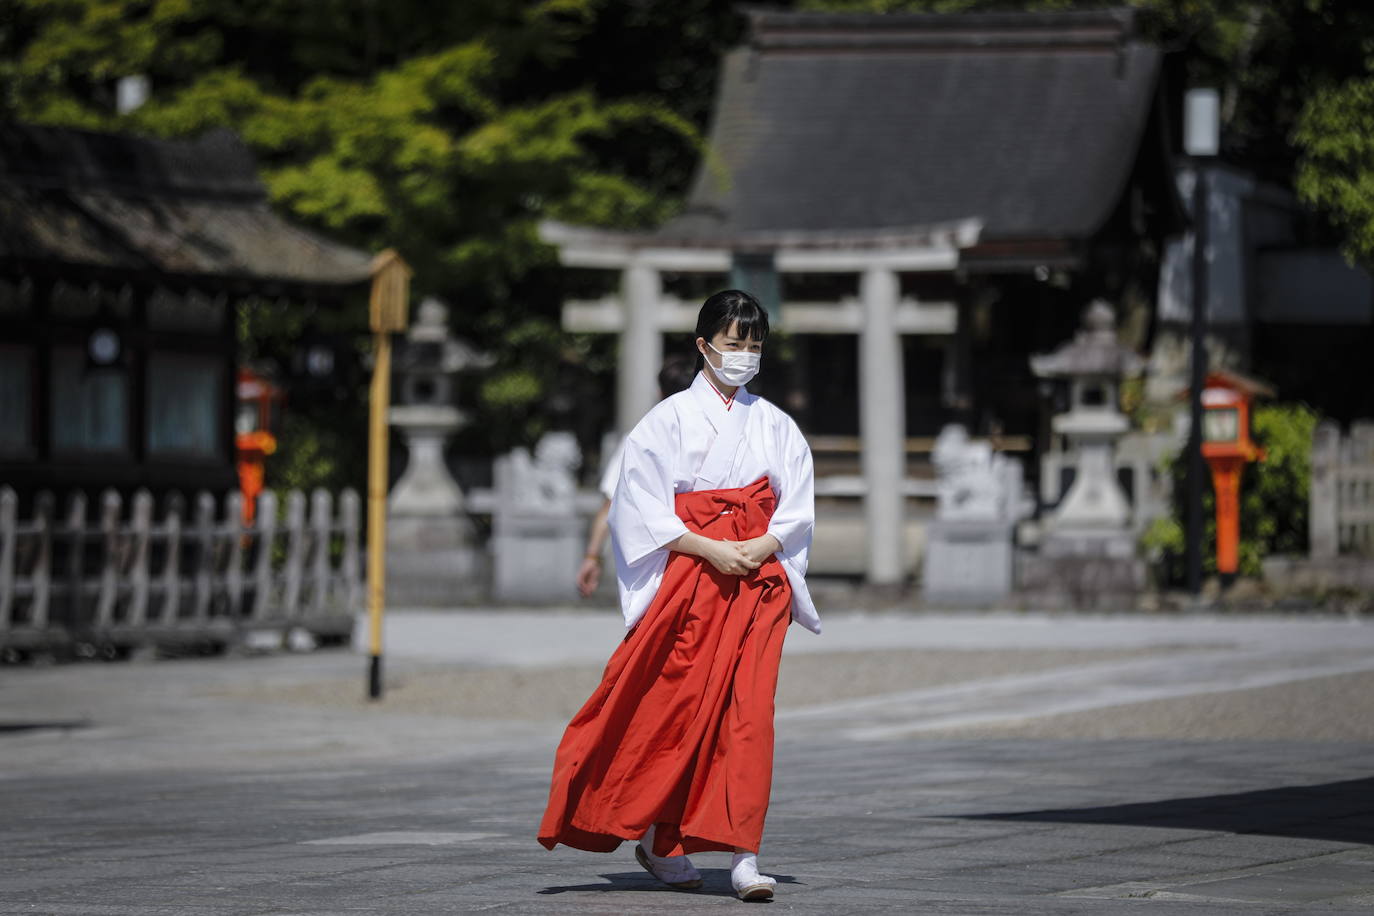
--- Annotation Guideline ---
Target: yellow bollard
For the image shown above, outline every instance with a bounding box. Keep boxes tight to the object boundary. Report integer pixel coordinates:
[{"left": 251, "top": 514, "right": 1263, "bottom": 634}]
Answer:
[{"left": 365, "top": 250, "right": 411, "bottom": 700}]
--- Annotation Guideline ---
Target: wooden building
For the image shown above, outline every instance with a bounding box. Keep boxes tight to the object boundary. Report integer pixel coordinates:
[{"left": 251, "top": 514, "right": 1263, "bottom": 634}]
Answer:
[
  {"left": 542, "top": 8, "right": 1185, "bottom": 583},
  {"left": 0, "top": 124, "right": 373, "bottom": 500}
]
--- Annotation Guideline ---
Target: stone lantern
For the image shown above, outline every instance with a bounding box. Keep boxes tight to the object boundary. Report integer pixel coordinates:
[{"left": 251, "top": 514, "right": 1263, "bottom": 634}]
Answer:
[
  {"left": 1023, "top": 300, "right": 1146, "bottom": 603},
  {"left": 385, "top": 297, "right": 492, "bottom": 605},
  {"left": 1031, "top": 300, "right": 1142, "bottom": 531}
]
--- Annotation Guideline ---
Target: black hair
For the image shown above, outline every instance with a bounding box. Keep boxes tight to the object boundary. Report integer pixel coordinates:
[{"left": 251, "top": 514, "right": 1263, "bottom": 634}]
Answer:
[
  {"left": 657, "top": 355, "right": 696, "bottom": 396},
  {"left": 694, "top": 289, "right": 768, "bottom": 370}
]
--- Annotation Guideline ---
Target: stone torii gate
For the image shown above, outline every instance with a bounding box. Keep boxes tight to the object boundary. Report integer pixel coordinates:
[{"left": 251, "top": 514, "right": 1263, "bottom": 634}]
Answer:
[{"left": 539, "top": 219, "right": 981, "bottom": 585}]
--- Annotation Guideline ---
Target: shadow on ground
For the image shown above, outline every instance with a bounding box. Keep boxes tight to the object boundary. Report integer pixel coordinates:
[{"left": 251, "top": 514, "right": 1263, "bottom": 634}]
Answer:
[
  {"left": 956, "top": 777, "right": 1374, "bottom": 844},
  {"left": 0, "top": 720, "right": 90, "bottom": 733},
  {"left": 539, "top": 868, "right": 800, "bottom": 897}
]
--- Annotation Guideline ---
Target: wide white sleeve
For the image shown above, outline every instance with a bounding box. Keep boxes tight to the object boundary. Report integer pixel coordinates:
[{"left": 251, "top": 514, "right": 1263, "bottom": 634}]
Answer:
[
  {"left": 597, "top": 439, "right": 626, "bottom": 501},
  {"left": 609, "top": 411, "right": 690, "bottom": 568},
  {"left": 766, "top": 416, "right": 815, "bottom": 557}
]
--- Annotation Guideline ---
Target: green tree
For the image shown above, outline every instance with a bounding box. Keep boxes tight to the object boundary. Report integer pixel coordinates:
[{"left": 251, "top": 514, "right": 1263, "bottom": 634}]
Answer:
[
  {"left": 6, "top": 0, "right": 1371, "bottom": 488},
  {"left": 0, "top": 0, "right": 735, "bottom": 481},
  {"left": 1295, "top": 74, "right": 1374, "bottom": 267}
]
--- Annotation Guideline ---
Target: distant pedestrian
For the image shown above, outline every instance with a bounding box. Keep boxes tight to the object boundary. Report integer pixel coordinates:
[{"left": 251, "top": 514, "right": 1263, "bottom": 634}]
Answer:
[
  {"left": 575, "top": 356, "right": 696, "bottom": 598},
  {"left": 539, "top": 290, "right": 820, "bottom": 901}
]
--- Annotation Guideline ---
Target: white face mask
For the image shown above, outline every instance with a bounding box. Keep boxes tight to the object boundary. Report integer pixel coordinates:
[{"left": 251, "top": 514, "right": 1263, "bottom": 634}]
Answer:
[{"left": 704, "top": 341, "right": 761, "bottom": 387}]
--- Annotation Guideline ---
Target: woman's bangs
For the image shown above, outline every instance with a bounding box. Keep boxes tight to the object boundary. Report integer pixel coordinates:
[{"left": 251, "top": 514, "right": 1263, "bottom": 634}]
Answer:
[{"left": 725, "top": 303, "right": 769, "bottom": 342}]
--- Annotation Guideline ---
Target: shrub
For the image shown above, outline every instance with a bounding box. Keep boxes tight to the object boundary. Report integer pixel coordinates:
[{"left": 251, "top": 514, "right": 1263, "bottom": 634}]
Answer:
[{"left": 1142, "top": 402, "right": 1319, "bottom": 586}]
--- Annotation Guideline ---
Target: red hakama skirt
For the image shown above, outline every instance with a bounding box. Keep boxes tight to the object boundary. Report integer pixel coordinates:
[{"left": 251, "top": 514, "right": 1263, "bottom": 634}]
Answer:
[{"left": 537, "top": 477, "right": 792, "bottom": 857}]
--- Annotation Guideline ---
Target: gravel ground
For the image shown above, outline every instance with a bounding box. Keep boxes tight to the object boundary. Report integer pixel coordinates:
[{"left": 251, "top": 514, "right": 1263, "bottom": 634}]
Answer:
[
  {"left": 924, "top": 667, "right": 1374, "bottom": 741},
  {"left": 207, "top": 646, "right": 1181, "bottom": 721},
  {"left": 207, "top": 642, "right": 1374, "bottom": 744}
]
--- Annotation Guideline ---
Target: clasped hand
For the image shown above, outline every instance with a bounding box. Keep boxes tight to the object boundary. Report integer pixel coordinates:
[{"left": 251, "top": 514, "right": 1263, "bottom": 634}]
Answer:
[{"left": 700, "top": 534, "right": 779, "bottom": 576}]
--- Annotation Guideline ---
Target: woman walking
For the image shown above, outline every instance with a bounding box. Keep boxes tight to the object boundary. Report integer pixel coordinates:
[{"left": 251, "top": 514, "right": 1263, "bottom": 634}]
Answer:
[{"left": 538, "top": 290, "right": 819, "bottom": 901}]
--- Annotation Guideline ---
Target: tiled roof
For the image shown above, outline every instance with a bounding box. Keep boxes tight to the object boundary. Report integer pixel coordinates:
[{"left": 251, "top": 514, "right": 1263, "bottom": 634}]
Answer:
[
  {"left": 661, "top": 8, "right": 1168, "bottom": 244},
  {"left": 0, "top": 124, "right": 373, "bottom": 288}
]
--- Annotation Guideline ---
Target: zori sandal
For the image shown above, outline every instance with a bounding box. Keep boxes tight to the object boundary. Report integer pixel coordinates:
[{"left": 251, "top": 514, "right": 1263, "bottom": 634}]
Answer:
[
  {"left": 731, "top": 857, "right": 777, "bottom": 901},
  {"left": 734, "top": 878, "right": 775, "bottom": 901},
  {"left": 635, "top": 843, "right": 703, "bottom": 890}
]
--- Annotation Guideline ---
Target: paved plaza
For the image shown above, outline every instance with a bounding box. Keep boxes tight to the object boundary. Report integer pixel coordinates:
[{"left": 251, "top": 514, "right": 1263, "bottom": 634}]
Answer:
[{"left": 2, "top": 609, "right": 1373, "bottom": 913}]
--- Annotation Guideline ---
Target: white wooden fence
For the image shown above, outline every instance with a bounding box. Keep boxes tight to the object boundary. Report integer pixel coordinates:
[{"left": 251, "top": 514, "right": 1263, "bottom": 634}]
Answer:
[
  {"left": 0, "top": 486, "right": 360, "bottom": 655},
  {"left": 1310, "top": 420, "right": 1374, "bottom": 559}
]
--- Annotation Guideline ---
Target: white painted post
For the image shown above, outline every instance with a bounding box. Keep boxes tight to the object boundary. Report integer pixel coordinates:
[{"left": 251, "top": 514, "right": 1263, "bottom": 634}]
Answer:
[
  {"left": 62, "top": 492, "right": 87, "bottom": 632},
  {"left": 1349, "top": 421, "right": 1374, "bottom": 554},
  {"left": 251, "top": 490, "right": 277, "bottom": 621},
  {"left": 860, "top": 267, "right": 907, "bottom": 585},
  {"left": 0, "top": 487, "right": 15, "bottom": 631},
  {"left": 223, "top": 492, "right": 244, "bottom": 621},
  {"left": 192, "top": 492, "right": 215, "bottom": 622},
  {"left": 95, "top": 489, "right": 121, "bottom": 628},
  {"left": 282, "top": 490, "right": 307, "bottom": 618},
  {"left": 158, "top": 494, "right": 183, "bottom": 625},
  {"left": 127, "top": 490, "right": 152, "bottom": 626},
  {"left": 340, "top": 488, "right": 362, "bottom": 613},
  {"left": 31, "top": 492, "right": 53, "bottom": 630},
  {"left": 618, "top": 259, "right": 663, "bottom": 434},
  {"left": 308, "top": 488, "right": 331, "bottom": 615},
  {"left": 1310, "top": 420, "right": 1339, "bottom": 561}
]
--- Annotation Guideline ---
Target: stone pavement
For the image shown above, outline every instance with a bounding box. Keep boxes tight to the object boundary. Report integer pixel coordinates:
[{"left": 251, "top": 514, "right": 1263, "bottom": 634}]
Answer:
[{"left": 2, "top": 609, "right": 1374, "bottom": 913}]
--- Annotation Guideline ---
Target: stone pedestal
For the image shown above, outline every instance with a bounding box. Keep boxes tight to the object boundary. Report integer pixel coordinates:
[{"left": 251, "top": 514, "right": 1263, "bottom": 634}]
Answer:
[
  {"left": 491, "top": 432, "right": 584, "bottom": 604},
  {"left": 492, "top": 514, "right": 584, "bottom": 604},
  {"left": 385, "top": 407, "right": 486, "bottom": 605},
  {"left": 1018, "top": 530, "right": 1146, "bottom": 609},
  {"left": 921, "top": 424, "right": 1026, "bottom": 605},
  {"left": 386, "top": 522, "right": 486, "bottom": 605},
  {"left": 923, "top": 519, "right": 1017, "bottom": 605}
]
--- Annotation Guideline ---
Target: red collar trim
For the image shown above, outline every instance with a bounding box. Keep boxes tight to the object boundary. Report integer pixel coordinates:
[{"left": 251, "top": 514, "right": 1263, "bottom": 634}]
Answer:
[{"left": 707, "top": 380, "right": 736, "bottom": 410}]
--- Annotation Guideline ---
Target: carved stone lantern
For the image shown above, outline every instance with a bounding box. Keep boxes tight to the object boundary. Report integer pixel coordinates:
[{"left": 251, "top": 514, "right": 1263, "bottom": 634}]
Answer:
[
  {"left": 385, "top": 297, "right": 493, "bottom": 604},
  {"left": 1022, "top": 300, "right": 1146, "bottom": 604},
  {"left": 1030, "top": 300, "right": 1143, "bottom": 531}
]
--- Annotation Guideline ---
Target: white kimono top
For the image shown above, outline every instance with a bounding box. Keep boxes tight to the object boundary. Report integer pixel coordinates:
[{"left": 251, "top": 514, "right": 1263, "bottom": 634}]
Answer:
[
  {"left": 598, "top": 438, "right": 625, "bottom": 501},
  {"left": 609, "top": 371, "right": 820, "bottom": 635}
]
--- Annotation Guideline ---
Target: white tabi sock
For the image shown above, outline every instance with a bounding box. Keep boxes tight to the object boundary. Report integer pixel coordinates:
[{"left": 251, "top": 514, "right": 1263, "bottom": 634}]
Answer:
[
  {"left": 640, "top": 825, "right": 700, "bottom": 882},
  {"left": 731, "top": 852, "right": 776, "bottom": 889}
]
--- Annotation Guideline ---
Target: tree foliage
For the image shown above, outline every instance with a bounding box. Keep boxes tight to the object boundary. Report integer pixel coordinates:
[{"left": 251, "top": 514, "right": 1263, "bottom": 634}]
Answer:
[
  {"left": 0, "top": 0, "right": 742, "bottom": 478},
  {"left": 4, "top": 0, "right": 1374, "bottom": 493},
  {"left": 1, "top": 0, "right": 707, "bottom": 282},
  {"left": 1295, "top": 74, "right": 1374, "bottom": 266}
]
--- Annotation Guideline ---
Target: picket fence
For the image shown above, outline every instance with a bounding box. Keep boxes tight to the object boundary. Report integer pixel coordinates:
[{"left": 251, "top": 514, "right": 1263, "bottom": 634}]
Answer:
[
  {"left": 1310, "top": 420, "right": 1374, "bottom": 559},
  {"left": 0, "top": 486, "right": 360, "bottom": 655}
]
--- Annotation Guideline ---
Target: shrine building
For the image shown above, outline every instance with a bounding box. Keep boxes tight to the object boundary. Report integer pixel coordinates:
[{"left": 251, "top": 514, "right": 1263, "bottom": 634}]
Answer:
[
  {"left": 0, "top": 124, "right": 373, "bottom": 501},
  {"left": 540, "top": 8, "right": 1185, "bottom": 584}
]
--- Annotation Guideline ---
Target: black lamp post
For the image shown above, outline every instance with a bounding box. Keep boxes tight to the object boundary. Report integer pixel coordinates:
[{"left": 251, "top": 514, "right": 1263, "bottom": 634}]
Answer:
[{"left": 1185, "top": 88, "right": 1219, "bottom": 597}]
